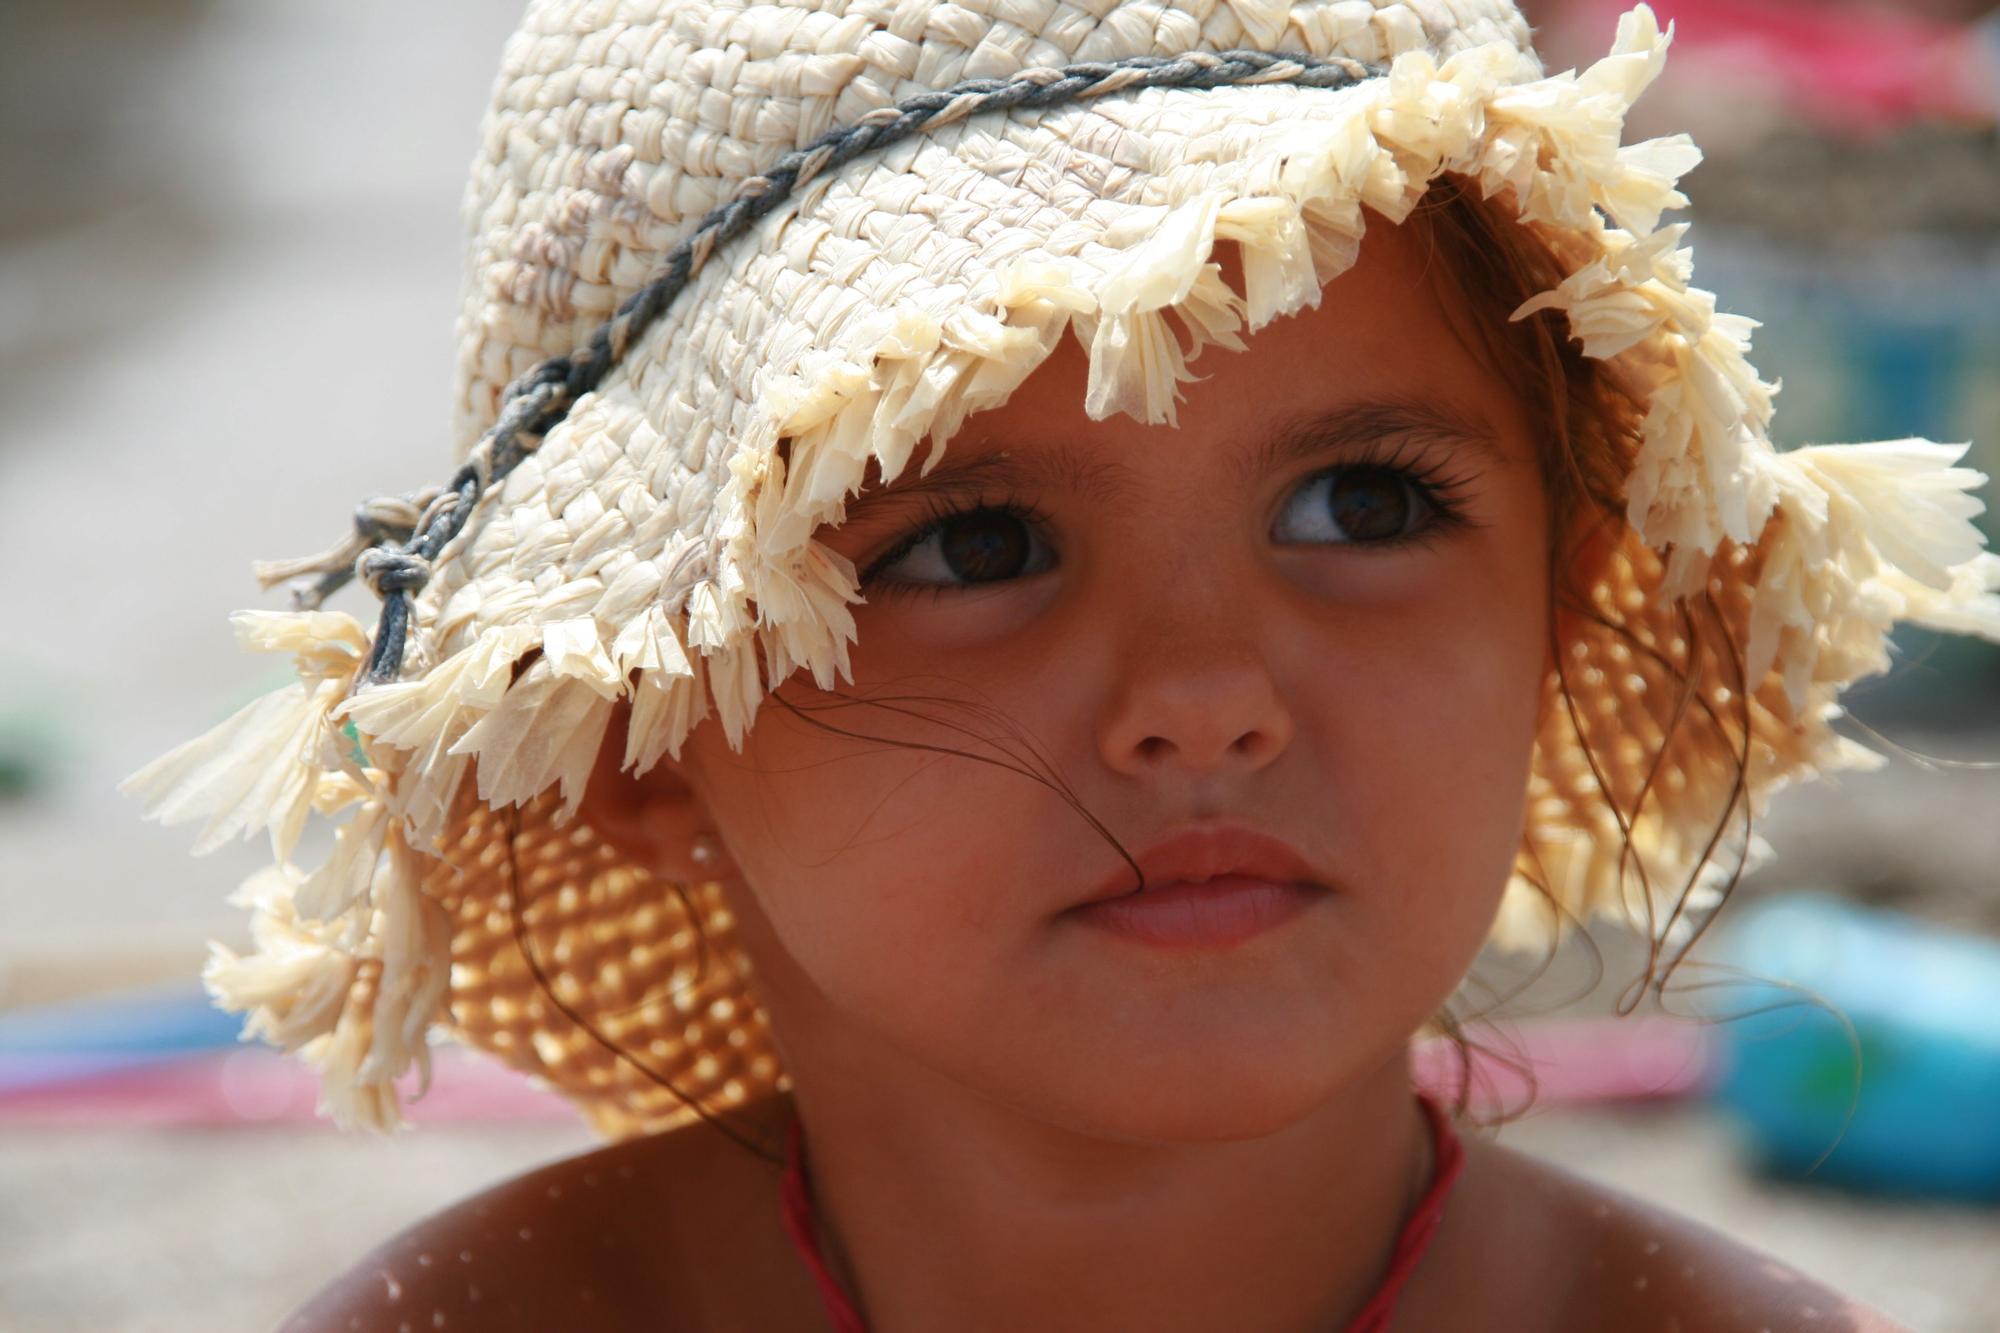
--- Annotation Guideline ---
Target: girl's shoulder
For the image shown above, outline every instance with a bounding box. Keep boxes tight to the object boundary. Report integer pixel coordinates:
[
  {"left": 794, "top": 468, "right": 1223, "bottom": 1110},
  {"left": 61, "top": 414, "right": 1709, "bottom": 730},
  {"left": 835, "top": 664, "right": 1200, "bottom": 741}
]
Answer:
[
  {"left": 1429, "top": 1131, "right": 1912, "bottom": 1333},
  {"left": 277, "top": 1101, "right": 1912, "bottom": 1333},
  {"left": 279, "top": 1101, "right": 818, "bottom": 1332}
]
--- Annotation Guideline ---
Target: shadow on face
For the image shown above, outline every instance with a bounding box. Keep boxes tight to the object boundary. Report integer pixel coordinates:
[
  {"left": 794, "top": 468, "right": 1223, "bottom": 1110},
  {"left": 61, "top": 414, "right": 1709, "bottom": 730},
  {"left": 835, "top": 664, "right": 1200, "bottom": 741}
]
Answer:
[{"left": 593, "top": 212, "right": 1559, "bottom": 1143}]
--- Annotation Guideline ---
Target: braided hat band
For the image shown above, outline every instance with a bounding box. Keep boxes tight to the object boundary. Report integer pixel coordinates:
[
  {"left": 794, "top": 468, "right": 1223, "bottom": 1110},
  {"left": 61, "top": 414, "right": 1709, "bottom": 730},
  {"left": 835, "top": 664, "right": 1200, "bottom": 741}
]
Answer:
[{"left": 128, "top": 0, "right": 2000, "bottom": 1134}]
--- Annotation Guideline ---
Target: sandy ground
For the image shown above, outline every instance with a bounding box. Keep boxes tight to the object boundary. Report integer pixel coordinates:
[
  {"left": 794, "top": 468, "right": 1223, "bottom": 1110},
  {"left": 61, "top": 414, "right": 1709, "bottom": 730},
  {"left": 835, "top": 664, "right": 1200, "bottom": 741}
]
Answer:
[{"left": 3, "top": 4, "right": 1997, "bottom": 1331}]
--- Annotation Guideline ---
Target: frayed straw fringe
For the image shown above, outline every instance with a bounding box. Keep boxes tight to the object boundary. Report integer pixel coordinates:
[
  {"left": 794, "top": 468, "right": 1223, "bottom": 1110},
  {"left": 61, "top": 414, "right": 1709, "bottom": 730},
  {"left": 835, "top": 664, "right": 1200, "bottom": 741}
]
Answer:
[{"left": 129, "top": 7, "right": 2000, "bottom": 1127}]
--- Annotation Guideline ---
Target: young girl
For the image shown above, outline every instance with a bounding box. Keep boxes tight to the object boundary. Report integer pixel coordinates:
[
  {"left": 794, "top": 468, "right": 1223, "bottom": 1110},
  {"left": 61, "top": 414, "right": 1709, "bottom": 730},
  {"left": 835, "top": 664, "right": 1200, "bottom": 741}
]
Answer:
[{"left": 130, "top": 1, "right": 1995, "bottom": 1328}]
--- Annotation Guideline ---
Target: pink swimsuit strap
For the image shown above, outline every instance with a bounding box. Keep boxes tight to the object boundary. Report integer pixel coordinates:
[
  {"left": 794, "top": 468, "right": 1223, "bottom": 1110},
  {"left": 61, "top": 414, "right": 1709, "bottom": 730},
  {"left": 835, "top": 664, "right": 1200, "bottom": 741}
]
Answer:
[{"left": 779, "top": 1095, "right": 1465, "bottom": 1333}]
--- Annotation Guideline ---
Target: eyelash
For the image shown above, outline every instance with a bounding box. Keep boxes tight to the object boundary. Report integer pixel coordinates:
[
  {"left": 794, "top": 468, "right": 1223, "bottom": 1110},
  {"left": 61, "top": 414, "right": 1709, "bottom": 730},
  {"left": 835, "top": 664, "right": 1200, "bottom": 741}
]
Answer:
[
  {"left": 860, "top": 492, "right": 1054, "bottom": 598},
  {"left": 855, "top": 440, "right": 1485, "bottom": 595},
  {"left": 1303, "top": 437, "right": 1485, "bottom": 549}
]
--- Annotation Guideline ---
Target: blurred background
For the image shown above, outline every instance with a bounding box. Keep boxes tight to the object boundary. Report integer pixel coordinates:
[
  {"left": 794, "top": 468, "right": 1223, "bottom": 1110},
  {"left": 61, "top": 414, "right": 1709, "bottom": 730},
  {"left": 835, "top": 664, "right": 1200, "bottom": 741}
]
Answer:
[{"left": 0, "top": 1, "right": 1995, "bottom": 1329}]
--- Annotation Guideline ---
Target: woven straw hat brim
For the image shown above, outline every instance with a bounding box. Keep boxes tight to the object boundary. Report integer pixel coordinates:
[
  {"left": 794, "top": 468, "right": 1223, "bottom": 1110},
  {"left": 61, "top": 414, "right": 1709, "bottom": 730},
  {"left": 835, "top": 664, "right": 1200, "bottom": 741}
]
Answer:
[{"left": 128, "top": 2, "right": 2000, "bottom": 1135}]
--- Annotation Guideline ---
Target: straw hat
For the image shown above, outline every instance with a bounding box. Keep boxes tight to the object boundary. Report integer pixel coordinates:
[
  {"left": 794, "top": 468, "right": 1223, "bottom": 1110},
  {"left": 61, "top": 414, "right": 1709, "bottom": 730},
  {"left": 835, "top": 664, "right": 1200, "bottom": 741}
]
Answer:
[{"left": 128, "top": 0, "right": 2000, "bottom": 1136}]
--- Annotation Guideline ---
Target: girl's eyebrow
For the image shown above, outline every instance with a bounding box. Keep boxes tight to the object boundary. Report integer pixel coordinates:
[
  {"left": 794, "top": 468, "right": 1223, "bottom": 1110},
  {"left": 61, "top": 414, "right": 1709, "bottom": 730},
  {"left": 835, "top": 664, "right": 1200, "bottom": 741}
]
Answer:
[
  {"left": 1244, "top": 396, "right": 1505, "bottom": 485},
  {"left": 840, "top": 394, "right": 1503, "bottom": 523},
  {"left": 838, "top": 439, "right": 1135, "bottom": 525}
]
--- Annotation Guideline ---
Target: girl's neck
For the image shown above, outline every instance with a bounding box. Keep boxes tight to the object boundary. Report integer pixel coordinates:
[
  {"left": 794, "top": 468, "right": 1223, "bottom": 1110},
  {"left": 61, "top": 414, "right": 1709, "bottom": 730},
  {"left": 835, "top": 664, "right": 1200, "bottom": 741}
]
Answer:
[{"left": 783, "top": 1046, "right": 1435, "bottom": 1333}]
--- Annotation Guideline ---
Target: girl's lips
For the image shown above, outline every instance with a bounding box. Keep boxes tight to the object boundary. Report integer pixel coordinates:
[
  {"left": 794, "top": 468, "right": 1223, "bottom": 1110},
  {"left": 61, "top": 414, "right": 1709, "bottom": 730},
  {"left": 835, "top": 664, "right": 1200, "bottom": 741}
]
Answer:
[
  {"left": 1064, "top": 875, "right": 1324, "bottom": 949},
  {"left": 1062, "top": 826, "right": 1332, "bottom": 949}
]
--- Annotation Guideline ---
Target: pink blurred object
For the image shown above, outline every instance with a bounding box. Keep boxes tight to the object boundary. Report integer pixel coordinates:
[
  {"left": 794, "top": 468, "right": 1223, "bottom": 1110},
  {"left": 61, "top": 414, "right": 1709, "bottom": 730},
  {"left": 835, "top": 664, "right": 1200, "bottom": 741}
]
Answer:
[
  {"left": 1572, "top": 0, "right": 2000, "bottom": 133},
  {"left": 1415, "top": 1016, "right": 1716, "bottom": 1111},
  {"left": 0, "top": 1018, "right": 1712, "bottom": 1127},
  {"left": 0, "top": 1045, "right": 580, "bottom": 1128}
]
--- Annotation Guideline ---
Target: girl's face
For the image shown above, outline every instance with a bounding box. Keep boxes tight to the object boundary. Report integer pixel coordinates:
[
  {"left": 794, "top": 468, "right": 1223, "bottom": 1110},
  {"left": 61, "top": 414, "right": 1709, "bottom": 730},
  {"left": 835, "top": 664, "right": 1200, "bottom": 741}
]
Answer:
[{"left": 649, "top": 219, "right": 1552, "bottom": 1141}]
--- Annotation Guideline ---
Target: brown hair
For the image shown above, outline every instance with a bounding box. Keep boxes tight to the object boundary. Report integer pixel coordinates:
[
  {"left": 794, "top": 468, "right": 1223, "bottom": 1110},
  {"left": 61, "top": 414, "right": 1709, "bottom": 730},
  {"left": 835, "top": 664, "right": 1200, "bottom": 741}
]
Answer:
[{"left": 1403, "top": 175, "right": 1761, "bottom": 1118}]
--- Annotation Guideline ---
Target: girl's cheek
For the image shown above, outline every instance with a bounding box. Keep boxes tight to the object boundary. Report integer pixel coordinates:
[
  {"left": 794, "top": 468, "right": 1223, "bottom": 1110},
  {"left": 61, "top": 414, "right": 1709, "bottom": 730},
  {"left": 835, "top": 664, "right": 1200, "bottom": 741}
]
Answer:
[
  {"left": 1309, "top": 553, "right": 1544, "bottom": 887},
  {"left": 704, "top": 709, "right": 1059, "bottom": 963}
]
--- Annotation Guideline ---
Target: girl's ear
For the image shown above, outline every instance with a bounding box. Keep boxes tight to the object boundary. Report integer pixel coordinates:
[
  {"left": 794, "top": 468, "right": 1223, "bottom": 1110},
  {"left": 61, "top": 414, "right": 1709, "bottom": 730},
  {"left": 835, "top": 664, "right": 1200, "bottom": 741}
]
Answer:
[{"left": 578, "top": 700, "right": 741, "bottom": 883}]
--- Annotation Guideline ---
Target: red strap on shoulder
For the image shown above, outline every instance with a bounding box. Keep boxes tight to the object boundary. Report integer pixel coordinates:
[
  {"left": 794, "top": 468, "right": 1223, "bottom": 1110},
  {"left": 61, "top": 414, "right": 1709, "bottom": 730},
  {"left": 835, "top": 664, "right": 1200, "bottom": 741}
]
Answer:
[
  {"left": 780, "top": 1094, "right": 1464, "bottom": 1333},
  {"left": 1344, "top": 1093, "right": 1465, "bottom": 1332},
  {"left": 779, "top": 1114, "right": 870, "bottom": 1333}
]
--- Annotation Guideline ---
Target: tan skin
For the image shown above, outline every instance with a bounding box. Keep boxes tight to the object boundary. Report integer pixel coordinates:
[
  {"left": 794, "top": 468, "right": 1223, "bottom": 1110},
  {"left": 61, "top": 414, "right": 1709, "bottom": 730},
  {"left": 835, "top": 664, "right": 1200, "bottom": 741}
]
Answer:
[{"left": 292, "top": 222, "right": 1906, "bottom": 1333}]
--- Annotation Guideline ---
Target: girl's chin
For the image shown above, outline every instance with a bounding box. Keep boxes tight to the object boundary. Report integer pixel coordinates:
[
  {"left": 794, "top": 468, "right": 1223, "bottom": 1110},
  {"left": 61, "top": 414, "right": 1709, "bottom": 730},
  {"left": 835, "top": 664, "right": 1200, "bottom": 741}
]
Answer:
[
  {"left": 1028, "top": 1070, "right": 1358, "bottom": 1145},
  {"left": 930, "top": 934, "right": 1400, "bottom": 1138},
  {"left": 970, "top": 1021, "right": 1385, "bottom": 1144}
]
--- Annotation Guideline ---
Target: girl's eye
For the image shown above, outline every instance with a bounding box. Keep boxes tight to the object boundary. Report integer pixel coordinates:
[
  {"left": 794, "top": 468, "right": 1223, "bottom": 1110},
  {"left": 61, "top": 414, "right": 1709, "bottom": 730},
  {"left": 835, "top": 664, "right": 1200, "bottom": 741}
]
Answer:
[
  {"left": 1272, "top": 464, "right": 1438, "bottom": 546},
  {"left": 867, "top": 506, "right": 1057, "bottom": 589}
]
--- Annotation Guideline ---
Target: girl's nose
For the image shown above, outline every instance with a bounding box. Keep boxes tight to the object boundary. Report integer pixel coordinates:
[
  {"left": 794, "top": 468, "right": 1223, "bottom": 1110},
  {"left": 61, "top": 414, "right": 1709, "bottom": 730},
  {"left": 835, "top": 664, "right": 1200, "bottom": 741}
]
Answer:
[{"left": 1094, "top": 633, "right": 1297, "bottom": 780}]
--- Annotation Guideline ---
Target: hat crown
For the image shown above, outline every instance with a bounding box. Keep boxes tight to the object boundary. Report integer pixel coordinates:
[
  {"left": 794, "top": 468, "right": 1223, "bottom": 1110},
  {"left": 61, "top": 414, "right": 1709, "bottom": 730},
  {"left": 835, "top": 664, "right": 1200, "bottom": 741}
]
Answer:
[{"left": 454, "top": 0, "right": 1533, "bottom": 447}]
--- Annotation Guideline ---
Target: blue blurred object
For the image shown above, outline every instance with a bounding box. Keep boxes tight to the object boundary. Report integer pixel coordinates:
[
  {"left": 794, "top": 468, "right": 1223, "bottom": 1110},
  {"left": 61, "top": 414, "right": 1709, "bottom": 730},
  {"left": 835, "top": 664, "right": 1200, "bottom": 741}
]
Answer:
[
  {"left": 1844, "top": 318, "right": 1964, "bottom": 446},
  {"left": 1710, "top": 894, "right": 2000, "bottom": 1202},
  {"left": 0, "top": 986, "right": 240, "bottom": 1093}
]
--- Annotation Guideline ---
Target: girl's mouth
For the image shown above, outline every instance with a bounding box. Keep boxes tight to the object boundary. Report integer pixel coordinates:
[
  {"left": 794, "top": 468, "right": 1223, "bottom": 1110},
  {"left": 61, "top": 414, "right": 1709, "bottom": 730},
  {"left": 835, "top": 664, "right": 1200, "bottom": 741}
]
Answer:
[
  {"left": 1061, "top": 824, "right": 1332, "bottom": 949},
  {"left": 1064, "top": 874, "right": 1325, "bottom": 949}
]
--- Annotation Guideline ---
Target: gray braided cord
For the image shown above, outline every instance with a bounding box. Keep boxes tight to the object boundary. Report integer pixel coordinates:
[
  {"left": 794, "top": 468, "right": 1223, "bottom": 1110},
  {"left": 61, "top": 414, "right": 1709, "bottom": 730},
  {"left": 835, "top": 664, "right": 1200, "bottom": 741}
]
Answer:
[{"left": 264, "top": 48, "right": 1384, "bottom": 687}]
